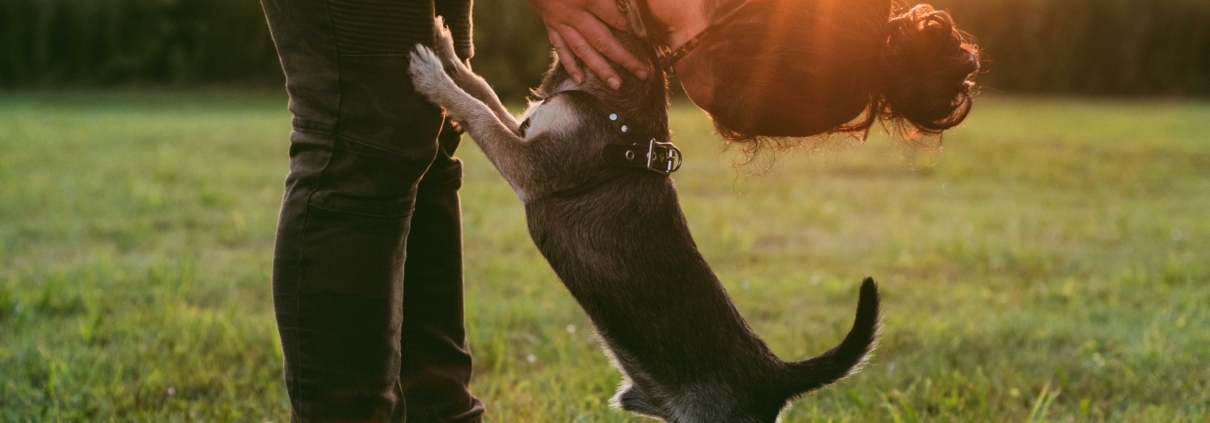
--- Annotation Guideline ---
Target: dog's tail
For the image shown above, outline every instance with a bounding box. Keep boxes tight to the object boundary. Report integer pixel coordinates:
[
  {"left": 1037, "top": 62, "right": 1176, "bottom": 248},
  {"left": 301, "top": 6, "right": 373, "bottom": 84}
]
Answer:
[{"left": 781, "top": 277, "right": 881, "bottom": 398}]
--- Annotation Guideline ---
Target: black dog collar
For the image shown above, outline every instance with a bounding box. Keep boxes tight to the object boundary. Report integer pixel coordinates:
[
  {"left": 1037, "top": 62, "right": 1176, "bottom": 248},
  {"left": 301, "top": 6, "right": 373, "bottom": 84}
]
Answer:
[{"left": 558, "top": 90, "right": 683, "bottom": 175}]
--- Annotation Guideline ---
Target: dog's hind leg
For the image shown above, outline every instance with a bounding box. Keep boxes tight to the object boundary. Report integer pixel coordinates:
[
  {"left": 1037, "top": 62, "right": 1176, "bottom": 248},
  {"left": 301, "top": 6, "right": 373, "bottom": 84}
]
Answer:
[
  {"left": 409, "top": 45, "right": 534, "bottom": 195},
  {"left": 613, "top": 383, "right": 664, "bottom": 418},
  {"left": 427, "top": 17, "right": 519, "bottom": 133}
]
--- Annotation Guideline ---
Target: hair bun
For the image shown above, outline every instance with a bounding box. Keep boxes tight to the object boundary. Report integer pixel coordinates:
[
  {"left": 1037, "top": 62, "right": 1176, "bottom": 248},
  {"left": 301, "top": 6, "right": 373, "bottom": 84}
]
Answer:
[{"left": 879, "top": 5, "right": 980, "bottom": 135}]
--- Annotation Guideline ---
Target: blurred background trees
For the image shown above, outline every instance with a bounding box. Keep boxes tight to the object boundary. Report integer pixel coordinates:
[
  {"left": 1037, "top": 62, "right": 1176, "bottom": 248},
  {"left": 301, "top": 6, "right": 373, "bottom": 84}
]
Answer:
[{"left": 2, "top": 0, "right": 1208, "bottom": 100}]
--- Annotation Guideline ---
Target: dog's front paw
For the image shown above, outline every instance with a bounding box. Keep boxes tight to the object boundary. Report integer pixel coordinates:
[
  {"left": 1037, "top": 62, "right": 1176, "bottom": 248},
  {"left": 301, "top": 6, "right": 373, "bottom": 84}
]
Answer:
[
  {"left": 409, "top": 45, "right": 456, "bottom": 102},
  {"left": 431, "top": 17, "right": 460, "bottom": 64}
]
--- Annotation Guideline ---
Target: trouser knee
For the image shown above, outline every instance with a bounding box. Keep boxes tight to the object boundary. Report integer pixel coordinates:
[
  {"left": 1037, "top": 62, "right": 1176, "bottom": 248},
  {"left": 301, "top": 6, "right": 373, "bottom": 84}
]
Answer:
[{"left": 303, "top": 134, "right": 440, "bottom": 218}]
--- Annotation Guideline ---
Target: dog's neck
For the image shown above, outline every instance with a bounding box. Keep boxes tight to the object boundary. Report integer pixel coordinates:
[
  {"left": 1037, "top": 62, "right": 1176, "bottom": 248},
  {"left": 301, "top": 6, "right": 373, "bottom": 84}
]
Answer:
[{"left": 535, "top": 30, "right": 671, "bottom": 143}]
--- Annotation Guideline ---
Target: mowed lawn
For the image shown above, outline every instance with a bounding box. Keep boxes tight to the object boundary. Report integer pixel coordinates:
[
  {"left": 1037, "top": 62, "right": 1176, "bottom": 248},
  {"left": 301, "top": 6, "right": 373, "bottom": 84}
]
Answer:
[{"left": 1, "top": 91, "right": 1207, "bottom": 422}]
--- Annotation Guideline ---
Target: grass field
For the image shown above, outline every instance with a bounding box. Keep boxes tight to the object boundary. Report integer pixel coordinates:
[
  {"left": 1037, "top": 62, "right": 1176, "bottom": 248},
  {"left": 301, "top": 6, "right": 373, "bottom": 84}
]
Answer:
[{"left": 1, "top": 91, "right": 1207, "bottom": 422}]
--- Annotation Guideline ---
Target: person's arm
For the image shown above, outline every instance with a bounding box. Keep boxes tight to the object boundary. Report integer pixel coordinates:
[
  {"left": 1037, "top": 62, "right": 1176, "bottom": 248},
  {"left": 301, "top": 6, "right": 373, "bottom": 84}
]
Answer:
[{"left": 529, "top": 0, "right": 651, "bottom": 89}]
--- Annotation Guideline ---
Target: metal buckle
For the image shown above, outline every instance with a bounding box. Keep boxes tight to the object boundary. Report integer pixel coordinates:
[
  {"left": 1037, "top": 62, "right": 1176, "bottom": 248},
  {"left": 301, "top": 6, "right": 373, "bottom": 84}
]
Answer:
[
  {"left": 654, "top": 45, "right": 676, "bottom": 75},
  {"left": 646, "top": 139, "right": 683, "bottom": 175}
]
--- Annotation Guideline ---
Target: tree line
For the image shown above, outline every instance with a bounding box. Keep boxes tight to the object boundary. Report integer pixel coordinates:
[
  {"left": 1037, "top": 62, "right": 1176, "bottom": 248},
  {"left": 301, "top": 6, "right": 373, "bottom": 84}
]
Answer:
[{"left": 2, "top": 0, "right": 1207, "bottom": 99}]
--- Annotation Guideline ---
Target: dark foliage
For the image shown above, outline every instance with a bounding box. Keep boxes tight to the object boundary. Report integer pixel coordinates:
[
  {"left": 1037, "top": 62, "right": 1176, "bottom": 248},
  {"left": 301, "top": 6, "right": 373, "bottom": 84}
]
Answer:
[
  {"left": 929, "top": 0, "right": 1210, "bottom": 96},
  {"left": 0, "top": 0, "right": 282, "bottom": 86},
  {"left": 1, "top": 0, "right": 1207, "bottom": 97}
]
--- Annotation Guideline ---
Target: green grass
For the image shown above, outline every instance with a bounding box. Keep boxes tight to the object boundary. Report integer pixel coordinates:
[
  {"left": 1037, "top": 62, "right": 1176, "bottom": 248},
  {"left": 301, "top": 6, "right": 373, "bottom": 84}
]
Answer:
[{"left": 1, "top": 91, "right": 1207, "bottom": 422}]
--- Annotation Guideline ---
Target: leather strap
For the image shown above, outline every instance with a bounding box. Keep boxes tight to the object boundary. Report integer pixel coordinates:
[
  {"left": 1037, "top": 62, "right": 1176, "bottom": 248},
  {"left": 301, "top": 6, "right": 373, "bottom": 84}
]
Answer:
[
  {"left": 556, "top": 90, "right": 682, "bottom": 175},
  {"left": 538, "top": 89, "right": 683, "bottom": 198},
  {"left": 601, "top": 141, "right": 681, "bottom": 175}
]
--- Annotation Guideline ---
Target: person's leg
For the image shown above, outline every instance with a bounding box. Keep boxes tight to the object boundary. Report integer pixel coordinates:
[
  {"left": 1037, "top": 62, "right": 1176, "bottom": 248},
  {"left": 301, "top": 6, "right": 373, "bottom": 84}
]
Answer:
[
  {"left": 259, "top": 0, "right": 479, "bottom": 421},
  {"left": 398, "top": 123, "right": 484, "bottom": 422}
]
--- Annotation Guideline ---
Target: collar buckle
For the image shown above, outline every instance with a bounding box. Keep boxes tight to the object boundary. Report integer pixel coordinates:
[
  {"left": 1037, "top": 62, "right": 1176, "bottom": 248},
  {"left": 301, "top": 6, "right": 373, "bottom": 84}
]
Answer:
[{"left": 646, "top": 139, "right": 682, "bottom": 175}]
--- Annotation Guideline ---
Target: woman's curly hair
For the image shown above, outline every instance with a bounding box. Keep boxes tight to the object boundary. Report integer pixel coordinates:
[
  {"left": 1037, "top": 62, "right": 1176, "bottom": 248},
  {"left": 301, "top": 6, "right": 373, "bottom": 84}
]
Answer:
[
  {"left": 869, "top": 4, "right": 980, "bottom": 135},
  {"left": 693, "top": 0, "right": 980, "bottom": 152}
]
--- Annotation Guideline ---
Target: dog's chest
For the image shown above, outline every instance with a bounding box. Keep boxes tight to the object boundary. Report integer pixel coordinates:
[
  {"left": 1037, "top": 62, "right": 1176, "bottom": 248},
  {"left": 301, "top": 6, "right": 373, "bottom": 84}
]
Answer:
[{"left": 517, "top": 96, "right": 583, "bottom": 140}]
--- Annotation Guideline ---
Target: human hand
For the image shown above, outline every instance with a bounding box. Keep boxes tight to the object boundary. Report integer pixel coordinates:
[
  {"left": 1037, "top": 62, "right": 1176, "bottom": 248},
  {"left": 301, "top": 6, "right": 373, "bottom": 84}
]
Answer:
[{"left": 528, "top": 0, "right": 651, "bottom": 89}]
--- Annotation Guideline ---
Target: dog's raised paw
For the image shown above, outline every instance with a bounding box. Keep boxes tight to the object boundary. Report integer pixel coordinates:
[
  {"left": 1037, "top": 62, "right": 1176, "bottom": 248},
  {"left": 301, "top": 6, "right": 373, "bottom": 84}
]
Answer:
[
  {"left": 408, "top": 45, "right": 455, "bottom": 100},
  {"left": 430, "top": 17, "right": 459, "bottom": 63}
]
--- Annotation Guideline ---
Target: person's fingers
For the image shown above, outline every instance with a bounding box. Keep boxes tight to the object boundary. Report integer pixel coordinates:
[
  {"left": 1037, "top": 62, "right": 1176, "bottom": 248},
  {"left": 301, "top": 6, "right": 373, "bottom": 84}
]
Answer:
[
  {"left": 558, "top": 26, "right": 623, "bottom": 89},
  {"left": 574, "top": 16, "right": 650, "bottom": 80},
  {"left": 547, "top": 28, "right": 584, "bottom": 84}
]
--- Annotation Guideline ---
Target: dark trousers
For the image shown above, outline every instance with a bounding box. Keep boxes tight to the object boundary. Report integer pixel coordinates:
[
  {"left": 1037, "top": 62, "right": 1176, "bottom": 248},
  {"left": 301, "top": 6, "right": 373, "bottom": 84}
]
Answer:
[{"left": 260, "top": 0, "right": 483, "bottom": 421}]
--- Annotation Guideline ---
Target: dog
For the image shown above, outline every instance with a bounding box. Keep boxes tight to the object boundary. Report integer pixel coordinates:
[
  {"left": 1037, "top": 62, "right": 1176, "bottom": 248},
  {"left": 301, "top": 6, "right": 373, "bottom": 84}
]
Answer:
[{"left": 408, "top": 16, "right": 881, "bottom": 423}]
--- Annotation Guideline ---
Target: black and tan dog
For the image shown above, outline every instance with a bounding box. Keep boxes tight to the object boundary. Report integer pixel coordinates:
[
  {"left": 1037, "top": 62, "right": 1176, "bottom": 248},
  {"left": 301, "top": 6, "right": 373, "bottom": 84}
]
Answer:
[{"left": 409, "top": 17, "right": 880, "bottom": 423}]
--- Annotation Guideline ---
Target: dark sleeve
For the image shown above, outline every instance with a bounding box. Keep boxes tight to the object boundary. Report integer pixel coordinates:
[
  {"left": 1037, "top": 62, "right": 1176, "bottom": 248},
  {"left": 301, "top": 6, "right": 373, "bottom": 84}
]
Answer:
[{"left": 435, "top": 0, "right": 474, "bottom": 60}]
